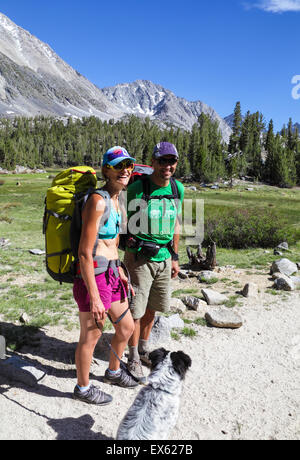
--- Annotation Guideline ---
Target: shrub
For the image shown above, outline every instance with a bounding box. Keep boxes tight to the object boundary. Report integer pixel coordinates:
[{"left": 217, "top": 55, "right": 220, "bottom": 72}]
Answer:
[{"left": 203, "top": 208, "right": 296, "bottom": 249}]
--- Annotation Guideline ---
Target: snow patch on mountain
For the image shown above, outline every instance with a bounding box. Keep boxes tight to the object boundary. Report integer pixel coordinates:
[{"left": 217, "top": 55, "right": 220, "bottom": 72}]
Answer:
[
  {"left": 0, "top": 12, "right": 232, "bottom": 142},
  {"left": 102, "top": 80, "right": 232, "bottom": 142}
]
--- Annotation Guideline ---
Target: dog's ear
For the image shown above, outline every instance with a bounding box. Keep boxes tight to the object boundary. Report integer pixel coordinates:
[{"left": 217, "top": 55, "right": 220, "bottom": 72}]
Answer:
[
  {"left": 170, "top": 351, "right": 192, "bottom": 379},
  {"left": 149, "top": 348, "right": 169, "bottom": 369}
]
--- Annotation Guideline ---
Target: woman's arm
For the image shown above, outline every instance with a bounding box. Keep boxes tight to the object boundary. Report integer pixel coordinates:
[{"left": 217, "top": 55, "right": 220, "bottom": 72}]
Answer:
[{"left": 78, "top": 194, "right": 106, "bottom": 321}]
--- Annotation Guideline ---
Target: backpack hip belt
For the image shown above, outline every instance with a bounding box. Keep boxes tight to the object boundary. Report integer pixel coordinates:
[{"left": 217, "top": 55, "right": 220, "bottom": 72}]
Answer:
[
  {"left": 126, "top": 234, "right": 177, "bottom": 259},
  {"left": 76, "top": 257, "right": 133, "bottom": 304},
  {"left": 76, "top": 256, "right": 121, "bottom": 278}
]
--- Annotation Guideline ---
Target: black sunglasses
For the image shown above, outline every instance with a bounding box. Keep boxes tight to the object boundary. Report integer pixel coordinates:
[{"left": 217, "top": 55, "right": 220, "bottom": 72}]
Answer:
[
  {"left": 157, "top": 157, "right": 178, "bottom": 166},
  {"left": 106, "top": 159, "right": 134, "bottom": 171}
]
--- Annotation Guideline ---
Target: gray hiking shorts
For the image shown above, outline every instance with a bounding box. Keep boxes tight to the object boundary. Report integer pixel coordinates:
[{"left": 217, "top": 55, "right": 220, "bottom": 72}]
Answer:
[{"left": 124, "top": 251, "right": 171, "bottom": 320}]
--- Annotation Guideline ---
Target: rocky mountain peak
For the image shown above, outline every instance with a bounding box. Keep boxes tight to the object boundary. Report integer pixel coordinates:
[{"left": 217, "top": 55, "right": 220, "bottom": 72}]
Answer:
[
  {"left": 102, "top": 80, "right": 232, "bottom": 142},
  {"left": 0, "top": 12, "right": 232, "bottom": 142}
]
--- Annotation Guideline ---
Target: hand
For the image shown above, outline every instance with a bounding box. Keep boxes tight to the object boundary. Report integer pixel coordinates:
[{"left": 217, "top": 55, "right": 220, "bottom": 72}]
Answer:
[
  {"left": 90, "top": 298, "right": 106, "bottom": 322},
  {"left": 171, "top": 261, "right": 180, "bottom": 279},
  {"left": 119, "top": 267, "right": 135, "bottom": 297}
]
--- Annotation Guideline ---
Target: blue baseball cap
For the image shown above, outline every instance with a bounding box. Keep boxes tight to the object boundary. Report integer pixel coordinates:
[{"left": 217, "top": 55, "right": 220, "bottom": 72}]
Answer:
[
  {"left": 102, "top": 146, "right": 136, "bottom": 167},
  {"left": 153, "top": 142, "right": 179, "bottom": 159}
]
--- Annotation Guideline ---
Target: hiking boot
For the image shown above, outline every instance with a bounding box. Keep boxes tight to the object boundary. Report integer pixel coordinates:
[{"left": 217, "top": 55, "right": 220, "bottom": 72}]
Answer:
[
  {"left": 139, "top": 350, "right": 152, "bottom": 367},
  {"left": 127, "top": 359, "right": 147, "bottom": 384},
  {"left": 73, "top": 384, "right": 113, "bottom": 405},
  {"left": 104, "top": 367, "right": 139, "bottom": 388}
]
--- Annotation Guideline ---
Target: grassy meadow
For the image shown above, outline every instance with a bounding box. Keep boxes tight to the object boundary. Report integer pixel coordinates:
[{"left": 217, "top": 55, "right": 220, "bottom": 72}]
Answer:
[{"left": 0, "top": 172, "right": 299, "bottom": 334}]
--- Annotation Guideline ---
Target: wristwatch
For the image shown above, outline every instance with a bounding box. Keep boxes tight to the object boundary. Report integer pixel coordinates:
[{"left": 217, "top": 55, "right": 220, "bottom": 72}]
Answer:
[{"left": 171, "top": 253, "right": 179, "bottom": 261}]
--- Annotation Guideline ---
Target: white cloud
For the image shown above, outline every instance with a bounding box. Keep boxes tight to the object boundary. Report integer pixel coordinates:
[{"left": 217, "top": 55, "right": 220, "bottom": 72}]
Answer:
[{"left": 252, "top": 0, "right": 300, "bottom": 12}]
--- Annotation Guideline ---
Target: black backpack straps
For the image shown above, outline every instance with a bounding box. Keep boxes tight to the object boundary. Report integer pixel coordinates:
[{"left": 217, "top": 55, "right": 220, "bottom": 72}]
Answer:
[
  {"left": 170, "top": 177, "right": 179, "bottom": 200},
  {"left": 140, "top": 176, "right": 180, "bottom": 218},
  {"left": 141, "top": 175, "right": 151, "bottom": 202},
  {"left": 141, "top": 176, "right": 179, "bottom": 201},
  {"left": 170, "top": 177, "right": 180, "bottom": 211}
]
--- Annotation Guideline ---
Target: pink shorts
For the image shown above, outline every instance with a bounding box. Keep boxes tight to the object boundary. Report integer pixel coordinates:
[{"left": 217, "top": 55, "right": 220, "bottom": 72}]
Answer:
[{"left": 73, "top": 268, "right": 127, "bottom": 313}]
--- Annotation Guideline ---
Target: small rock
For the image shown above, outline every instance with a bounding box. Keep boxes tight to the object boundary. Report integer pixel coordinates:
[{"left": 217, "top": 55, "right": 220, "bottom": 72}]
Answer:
[
  {"left": 19, "top": 312, "right": 30, "bottom": 324},
  {"left": 182, "top": 296, "right": 204, "bottom": 311},
  {"left": 274, "top": 276, "right": 295, "bottom": 291},
  {"left": 0, "top": 335, "right": 6, "bottom": 360},
  {"left": 29, "top": 249, "right": 45, "bottom": 255},
  {"left": 167, "top": 314, "right": 185, "bottom": 329},
  {"left": 271, "top": 272, "right": 282, "bottom": 280},
  {"left": 178, "top": 270, "right": 189, "bottom": 280},
  {"left": 271, "top": 258, "right": 298, "bottom": 277},
  {"left": 189, "top": 186, "right": 197, "bottom": 191},
  {"left": 274, "top": 250, "right": 283, "bottom": 256},
  {"left": 201, "top": 289, "right": 228, "bottom": 305},
  {"left": 186, "top": 270, "right": 198, "bottom": 278},
  {"left": 169, "top": 298, "right": 186, "bottom": 314},
  {"left": 242, "top": 282, "right": 258, "bottom": 298},
  {"left": 277, "top": 242, "right": 289, "bottom": 251},
  {"left": 198, "top": 271, "right": 217, "bottom": 282},
  {"left": 216, "top": 266, "right": 227, "bottom": 273},
  {"left": 290, "top": 276, "right": 300, "bottom": 288},
  {"left": 149, "top": 315, "right": 185, "bottom": 344},
  {"left": 0, "top": 355, "right": 46, "bottom": 387},
  {"left": 205, "top": 309, "right": 243, "bottom": 329},
  {"left": 149, "top": 316, "right": 171, "bottom": 345},
  {"left": 0, "top": 238, "right": 11, "bottom": 248}
]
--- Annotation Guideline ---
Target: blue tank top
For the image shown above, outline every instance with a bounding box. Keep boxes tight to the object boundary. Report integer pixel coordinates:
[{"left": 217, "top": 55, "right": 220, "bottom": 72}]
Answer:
[{"left": 98, "top": 206, "right": 121, "bottom": 240}]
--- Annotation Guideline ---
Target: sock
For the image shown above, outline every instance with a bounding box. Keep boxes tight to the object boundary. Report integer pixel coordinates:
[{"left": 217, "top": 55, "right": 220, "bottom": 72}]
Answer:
[
  {"left": 128, "top": 345, "right": 140, "bottom": 361},
  {"left": 76, "top": 383, "right": 90, "bottom": 393},
  {"left": 107, "top": 368, "right": 121, "bottom": 375},
  {"left": 138, "top": 339, "right": 150, "bottom": 354}
]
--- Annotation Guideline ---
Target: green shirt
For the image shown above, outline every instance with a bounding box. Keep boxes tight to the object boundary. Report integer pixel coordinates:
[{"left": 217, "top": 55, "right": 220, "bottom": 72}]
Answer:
[{"left": 126, "top": 177, "right": 184, "bottom": 261}]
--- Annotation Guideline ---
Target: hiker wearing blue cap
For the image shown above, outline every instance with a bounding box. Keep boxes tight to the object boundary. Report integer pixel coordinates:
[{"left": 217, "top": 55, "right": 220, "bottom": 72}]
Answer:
[
  {"left": 124, "top": 142, "right": 185, "bottom": 382},
  {"left": 73, "top": 146, "right": 139, "bottom": 405}
]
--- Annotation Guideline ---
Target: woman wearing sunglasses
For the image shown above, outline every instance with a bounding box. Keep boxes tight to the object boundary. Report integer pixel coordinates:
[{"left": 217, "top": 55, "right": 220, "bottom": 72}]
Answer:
[{"left": 73, "top": 146, "right": 138, "bottom": 406}]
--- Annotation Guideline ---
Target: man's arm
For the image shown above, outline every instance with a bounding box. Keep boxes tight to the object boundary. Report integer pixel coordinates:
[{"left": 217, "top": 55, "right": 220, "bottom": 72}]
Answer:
[{"left": 171, "top": 217, "right": 180, "bottom": 279}]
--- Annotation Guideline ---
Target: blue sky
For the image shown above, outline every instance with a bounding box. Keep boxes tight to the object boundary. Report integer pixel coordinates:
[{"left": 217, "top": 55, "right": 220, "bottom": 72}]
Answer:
[{"left": 0, "top": 0, "right": 299, "bottom": 131}]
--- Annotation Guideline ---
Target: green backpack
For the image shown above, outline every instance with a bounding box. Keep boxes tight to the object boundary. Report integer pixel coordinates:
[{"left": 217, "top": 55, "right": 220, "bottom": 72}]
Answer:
[{"left": 43, "top": 167, "right": 111, "bottom": 284}]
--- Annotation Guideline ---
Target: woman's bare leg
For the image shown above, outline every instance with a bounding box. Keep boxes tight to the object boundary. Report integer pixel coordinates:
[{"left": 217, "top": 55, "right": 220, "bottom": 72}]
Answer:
[
  {"left": 75, "top": 312, "right": 104, "bottom": 387},
  {"left": 107, "top": 299, "right": 134, "bottom": 371}
]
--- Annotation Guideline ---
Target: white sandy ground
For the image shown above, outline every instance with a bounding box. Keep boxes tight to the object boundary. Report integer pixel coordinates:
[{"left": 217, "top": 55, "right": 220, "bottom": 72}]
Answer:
[{"left": 0, "top": 269, "right": 299, "bottom": 441}]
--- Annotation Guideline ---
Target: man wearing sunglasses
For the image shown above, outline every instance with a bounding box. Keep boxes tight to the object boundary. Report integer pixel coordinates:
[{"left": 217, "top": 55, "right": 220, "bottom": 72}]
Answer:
[{"left": 124, "top": 142, "right": 184, "bottom": 382}]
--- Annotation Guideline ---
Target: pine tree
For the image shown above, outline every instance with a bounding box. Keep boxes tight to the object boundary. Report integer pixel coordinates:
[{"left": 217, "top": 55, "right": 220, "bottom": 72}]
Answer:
[
  {"left": 195, "top": 113, "right": 210, "bottom": 179},
  {"left": 264, "top": 119, "right": 276, "bottom": 183},
  {"left": 189, "top": 123, "right": 200, "bottom": 173},
  {"left": 285, "top": 118, "right": 297, "bottom": 186},
  {"left": 228, "top": 101, "right": 242, "bottom": 155}
]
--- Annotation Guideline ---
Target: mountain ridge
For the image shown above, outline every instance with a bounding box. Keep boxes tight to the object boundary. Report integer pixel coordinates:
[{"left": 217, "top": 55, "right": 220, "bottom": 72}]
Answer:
[{"left": 0, "top": 11, "right": 231, "bottom": 141}]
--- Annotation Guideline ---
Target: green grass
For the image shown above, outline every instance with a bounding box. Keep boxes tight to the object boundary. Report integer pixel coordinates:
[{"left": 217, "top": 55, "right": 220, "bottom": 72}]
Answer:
[
  {"left": 184, "top": 184, "right": 300, "bottom": 229},
  {"left": 180, "top": 184, "right": 300, "bottom": 262},
  {"left": 171, "top": 288, "right": 199, "bottom": 298},
  {"left": 194, "top": 317, "right": 207, "bottom": 327},
  {"left": 0, "top": 171, "right": 299, "bottom": 329},
  {"left": 181, "top": 327, "right": 197, "bottom": 338},
  {"left": 224, "top": 295, "right": 242, "bottom": 308},
  {"left": 200, "top": 277, "right": 219, "bottom": 285}
]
